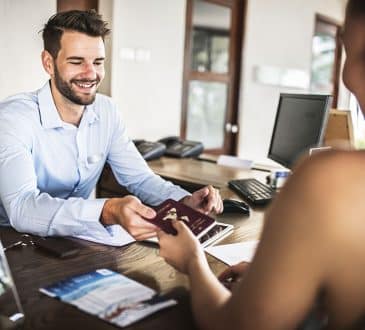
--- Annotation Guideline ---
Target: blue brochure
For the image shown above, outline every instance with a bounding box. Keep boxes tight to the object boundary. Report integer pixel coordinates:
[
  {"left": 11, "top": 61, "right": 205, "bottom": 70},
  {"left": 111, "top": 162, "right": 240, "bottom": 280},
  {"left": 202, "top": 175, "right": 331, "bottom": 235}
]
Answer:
[{"left": 40, "top": 269, "right": 177, "bottom": 328}]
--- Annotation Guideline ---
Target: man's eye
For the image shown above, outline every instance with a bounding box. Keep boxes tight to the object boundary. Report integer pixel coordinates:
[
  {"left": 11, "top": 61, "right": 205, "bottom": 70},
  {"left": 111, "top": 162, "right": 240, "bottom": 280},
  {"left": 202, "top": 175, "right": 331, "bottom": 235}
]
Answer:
[
  {"left": 94, "top": 62, "right": 104, "bottom": 66},
  {"left": 69, "top": 62, "right": 82, "bottom": 65}
]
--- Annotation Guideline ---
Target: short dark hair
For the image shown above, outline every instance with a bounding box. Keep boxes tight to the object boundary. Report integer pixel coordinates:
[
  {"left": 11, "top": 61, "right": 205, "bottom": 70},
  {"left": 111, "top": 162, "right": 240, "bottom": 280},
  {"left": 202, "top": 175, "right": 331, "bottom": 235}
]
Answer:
[
  {"left": 42, "top": 10, "right": 110, "bottom": 58},
  {"left": 346, "top": 0, "right": 365, "bottom": 20}
]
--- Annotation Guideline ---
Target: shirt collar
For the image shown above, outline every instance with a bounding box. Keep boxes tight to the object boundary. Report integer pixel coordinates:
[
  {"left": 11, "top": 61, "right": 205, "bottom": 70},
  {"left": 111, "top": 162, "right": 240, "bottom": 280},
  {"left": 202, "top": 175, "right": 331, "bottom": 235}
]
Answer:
[
  {"left": 38, "top": 81, "right": 99, "bottom": 129},
  {"left": 83, "top": 103, "right": 99, "bottom": 126},
  {"left": 38, "top": 81, "right": 63, "bottom": 129}
]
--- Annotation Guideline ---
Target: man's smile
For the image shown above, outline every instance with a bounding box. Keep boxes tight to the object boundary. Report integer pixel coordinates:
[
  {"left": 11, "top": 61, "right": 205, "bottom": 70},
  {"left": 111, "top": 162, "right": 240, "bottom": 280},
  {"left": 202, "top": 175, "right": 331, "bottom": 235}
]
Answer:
[{"left": 72, "top": 79, "right": 98, "bottom": 92}]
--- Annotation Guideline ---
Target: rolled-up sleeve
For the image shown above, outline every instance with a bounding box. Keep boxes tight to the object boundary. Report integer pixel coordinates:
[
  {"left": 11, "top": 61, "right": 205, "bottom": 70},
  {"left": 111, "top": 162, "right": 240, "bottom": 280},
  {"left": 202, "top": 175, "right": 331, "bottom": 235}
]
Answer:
[
  {"left": 107, "top": 109, "right": 190, "bottom": 205},
  {"left": 0, "top": 114, "right": 132, "bottom": 246},
  {"left": 0, "top": 87, "right": 189, "bottom": 247}
]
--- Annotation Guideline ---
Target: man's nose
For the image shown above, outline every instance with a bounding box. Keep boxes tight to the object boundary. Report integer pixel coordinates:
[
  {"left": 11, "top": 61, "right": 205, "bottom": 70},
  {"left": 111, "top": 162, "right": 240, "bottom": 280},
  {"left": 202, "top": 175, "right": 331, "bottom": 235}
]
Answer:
[{"left": 81, "top": 63, "right": 97, "bottom": 78}]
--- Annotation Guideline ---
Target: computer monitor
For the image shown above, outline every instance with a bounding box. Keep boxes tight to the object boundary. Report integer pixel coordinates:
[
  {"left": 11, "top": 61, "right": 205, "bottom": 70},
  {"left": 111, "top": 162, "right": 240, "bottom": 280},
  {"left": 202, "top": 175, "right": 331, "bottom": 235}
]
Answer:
[{"left": 268, "top": 93, "right": 332, "bottom": 169}]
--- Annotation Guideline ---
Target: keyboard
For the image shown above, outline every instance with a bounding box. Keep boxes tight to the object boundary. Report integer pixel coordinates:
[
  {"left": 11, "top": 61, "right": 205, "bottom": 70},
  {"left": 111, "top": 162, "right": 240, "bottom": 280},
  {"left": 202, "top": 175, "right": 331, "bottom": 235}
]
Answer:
[{"left": 228, "top": 178, "right": 275, "bottom": 205}]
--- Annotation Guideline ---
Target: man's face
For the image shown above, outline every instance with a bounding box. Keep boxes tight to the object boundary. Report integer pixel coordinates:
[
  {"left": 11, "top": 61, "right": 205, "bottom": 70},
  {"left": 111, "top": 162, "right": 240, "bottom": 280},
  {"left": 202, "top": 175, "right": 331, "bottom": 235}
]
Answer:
[
  {"left": 342, "top": 18, "right": 365, "bottom": 114},
  {"left": 51, "top": 31, "right": 105, "bottom": 105}
]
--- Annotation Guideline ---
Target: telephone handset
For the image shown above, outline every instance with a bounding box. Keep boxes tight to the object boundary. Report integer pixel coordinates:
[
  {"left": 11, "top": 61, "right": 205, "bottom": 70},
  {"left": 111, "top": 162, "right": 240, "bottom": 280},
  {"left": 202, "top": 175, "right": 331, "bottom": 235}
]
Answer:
[
  {"left": 133, "top": 136, "right": 204, "bottom": 160},
  {"left": 158, "top": 136, "right": 204, "bottom": 158},
  {"left": 133, "top": 140, "right": 166, "bottom": 161},
  {"left": 158, "top": 136, "right": 181, "bottom": 147}
]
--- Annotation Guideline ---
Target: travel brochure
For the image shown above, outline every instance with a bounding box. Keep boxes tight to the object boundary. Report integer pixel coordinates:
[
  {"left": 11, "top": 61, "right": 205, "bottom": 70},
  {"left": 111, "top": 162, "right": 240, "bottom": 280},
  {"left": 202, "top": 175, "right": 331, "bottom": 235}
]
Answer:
[{"left": 39, "top": 269, "right": 177, "bottom": 328}]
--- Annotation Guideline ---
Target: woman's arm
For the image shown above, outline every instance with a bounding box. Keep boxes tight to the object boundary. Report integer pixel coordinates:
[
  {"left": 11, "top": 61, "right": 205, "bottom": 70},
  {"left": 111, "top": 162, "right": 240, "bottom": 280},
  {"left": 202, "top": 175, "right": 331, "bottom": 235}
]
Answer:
[
  {"left": 158, "top": 152, "right": 351, "bottom": 329},
  {"left": 158, "top": 221, "right": 231, "bottom": 330}
]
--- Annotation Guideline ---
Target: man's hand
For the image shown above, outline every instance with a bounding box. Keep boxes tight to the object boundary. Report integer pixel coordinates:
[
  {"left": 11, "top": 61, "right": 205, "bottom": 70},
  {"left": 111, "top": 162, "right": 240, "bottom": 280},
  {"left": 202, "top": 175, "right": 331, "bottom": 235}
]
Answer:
[
  {"left": 157, "top": 219, "right": 208, "bottom": 274},
  {"left": 218, "top": 262, "right": 250, "bottom": 290},
  {"left": 100, "top": 195, "right": 158, "bottom": 240},
  {"left": 181, "top": 185, "right": 223, "bottom": 215}
]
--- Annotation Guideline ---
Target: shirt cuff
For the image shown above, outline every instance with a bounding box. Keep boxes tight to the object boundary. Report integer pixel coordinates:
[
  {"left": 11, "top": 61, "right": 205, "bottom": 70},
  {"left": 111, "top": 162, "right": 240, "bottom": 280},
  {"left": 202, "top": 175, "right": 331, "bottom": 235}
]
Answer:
[
  {"left": 74, "top": 224, "right": 135, "bottom": 246},
  {"left": 165, "top": 189, "right": 191, "bottom": 203},
  {"left": 61, "top": 198, "right": 135, "bottom": 246}
]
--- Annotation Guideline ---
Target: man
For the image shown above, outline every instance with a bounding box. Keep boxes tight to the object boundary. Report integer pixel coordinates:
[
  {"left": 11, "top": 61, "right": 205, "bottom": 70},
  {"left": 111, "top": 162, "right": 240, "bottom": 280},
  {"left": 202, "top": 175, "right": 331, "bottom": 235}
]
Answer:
[
  {"left": 158, "top": 0, "right": 365, "bottom": 329},
  {"left": 0, "top": 10, "right": 222, "bottom": 246}
]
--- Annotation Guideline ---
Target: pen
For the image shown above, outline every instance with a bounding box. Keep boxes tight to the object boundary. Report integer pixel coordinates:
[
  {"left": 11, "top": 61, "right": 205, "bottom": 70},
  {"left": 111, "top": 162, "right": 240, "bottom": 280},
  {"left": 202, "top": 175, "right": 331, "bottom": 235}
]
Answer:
[{"left": 3, "top": 240, "right": 24, "bottom": 252}]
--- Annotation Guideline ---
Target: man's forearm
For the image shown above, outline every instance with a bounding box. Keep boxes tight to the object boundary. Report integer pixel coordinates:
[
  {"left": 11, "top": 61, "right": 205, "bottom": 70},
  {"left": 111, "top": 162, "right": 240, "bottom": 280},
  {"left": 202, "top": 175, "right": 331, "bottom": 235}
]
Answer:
[
  {"left": 188, "top": 259, "right": 232, "bottom": 330},
  {"left": 6, "top": 191, "right": 107, "bottom": 237}
]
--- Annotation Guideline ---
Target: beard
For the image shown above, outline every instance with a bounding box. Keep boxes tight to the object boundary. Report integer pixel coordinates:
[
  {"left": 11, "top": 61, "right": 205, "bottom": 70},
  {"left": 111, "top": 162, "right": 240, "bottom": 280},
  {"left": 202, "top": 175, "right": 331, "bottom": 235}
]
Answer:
[{"left": 53, "top": 64, "right": 100, "bottom": 106}]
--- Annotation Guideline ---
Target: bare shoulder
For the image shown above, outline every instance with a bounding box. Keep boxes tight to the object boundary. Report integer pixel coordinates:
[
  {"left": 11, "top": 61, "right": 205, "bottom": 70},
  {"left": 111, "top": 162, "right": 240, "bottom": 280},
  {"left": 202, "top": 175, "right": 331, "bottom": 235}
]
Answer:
[
  {"left": 224, "top": 150, "right": 365, "bottom": 329},
  {"left": 269, "top": 148, "right": 365, "bottom": 243},
  {"left": 261, "top": 149, "right": 365, "bottom": 254},
  {"left": 292, "top": 149, "right": 365, "bottom": 182},
  {"left": 280, "top": 149, "right": 365, "bottom": 205}
]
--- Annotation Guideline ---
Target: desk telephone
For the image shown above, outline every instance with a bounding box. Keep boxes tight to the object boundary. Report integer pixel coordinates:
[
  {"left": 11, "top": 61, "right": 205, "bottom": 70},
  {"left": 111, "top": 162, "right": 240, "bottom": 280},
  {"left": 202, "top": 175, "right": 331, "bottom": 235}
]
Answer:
[
  {"left": 133, "top": 140, "right": 166, "bottom": 161},
  {"left": 133, "top": 136, "right": 204, "bottom": 160}
]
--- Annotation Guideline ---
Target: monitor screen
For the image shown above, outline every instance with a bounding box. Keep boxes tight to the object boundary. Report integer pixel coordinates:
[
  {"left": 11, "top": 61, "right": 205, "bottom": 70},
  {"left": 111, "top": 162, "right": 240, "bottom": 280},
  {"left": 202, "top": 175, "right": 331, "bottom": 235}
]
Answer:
[{"left": 268, "top": 93, "right": 332, "bottom": 169}]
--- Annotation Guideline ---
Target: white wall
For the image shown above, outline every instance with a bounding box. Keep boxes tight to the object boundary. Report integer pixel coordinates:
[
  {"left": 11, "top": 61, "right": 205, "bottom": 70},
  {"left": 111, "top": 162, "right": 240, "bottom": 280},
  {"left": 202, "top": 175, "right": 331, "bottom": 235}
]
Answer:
[
  {"left": 0, "top": 0, "right": 349, "bottom": 160},
  {"left": 108, "top": 0, "right": 348, "bottom": 158},
  {"left": 110, "top": 0, "right": 186, "bottom": 140},
  {"left": 238, "top": 0, "right": 347, "bottom": 161},
  {"left": 0, "top": 0, "right": 56, "bottom": 100}
]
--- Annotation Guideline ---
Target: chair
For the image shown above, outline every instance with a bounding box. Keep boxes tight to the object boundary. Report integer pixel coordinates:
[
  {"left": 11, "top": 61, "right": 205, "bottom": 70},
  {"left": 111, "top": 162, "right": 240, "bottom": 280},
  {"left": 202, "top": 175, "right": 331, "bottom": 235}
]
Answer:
[{"left": 324, "top": 109, "right": 354, "bottom": 148}]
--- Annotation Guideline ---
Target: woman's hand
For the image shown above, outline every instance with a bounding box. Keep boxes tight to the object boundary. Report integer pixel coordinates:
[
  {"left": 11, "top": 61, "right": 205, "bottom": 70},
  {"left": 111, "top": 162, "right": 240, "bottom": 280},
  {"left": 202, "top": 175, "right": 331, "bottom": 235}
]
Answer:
[
  {"left": 157, "top": 219, "right": 208, "bottom": 274},
  {"left": 218, "top": 262, "right": 250, "bottom": 290}
]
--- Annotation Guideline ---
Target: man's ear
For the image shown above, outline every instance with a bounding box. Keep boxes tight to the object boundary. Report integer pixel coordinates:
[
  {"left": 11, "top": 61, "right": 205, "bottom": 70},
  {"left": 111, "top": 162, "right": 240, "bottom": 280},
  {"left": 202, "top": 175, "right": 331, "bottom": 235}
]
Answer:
[{"left": 41, "top": 50, "right": 55, "bottom": 76}]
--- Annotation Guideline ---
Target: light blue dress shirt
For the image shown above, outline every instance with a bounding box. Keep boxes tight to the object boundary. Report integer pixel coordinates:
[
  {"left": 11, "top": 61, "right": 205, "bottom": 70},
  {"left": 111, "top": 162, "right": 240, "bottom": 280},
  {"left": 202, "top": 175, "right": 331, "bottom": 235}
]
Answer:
[{"left": 0, "top": 82, "right": 189, "bottom": 245}]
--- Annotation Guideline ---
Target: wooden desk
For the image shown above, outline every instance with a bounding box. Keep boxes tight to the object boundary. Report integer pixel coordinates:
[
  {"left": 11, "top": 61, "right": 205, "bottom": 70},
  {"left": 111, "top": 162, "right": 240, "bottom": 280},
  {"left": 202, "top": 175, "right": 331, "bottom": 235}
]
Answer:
[
  {"left": 148, "top": 157, "right": 268, "bottom": 188},
  {"left": 2, "top": 158, "right": 267, "bottom": 329},
  {"left": 97, "top": 156, "right": 269, "bottom": 195}
]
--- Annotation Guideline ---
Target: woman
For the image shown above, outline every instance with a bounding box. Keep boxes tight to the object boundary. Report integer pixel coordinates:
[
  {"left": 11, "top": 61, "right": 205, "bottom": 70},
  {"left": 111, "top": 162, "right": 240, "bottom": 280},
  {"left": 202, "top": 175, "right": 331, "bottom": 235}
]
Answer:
[{"left": 158, "top": 1, "right": 365, "bottom": 329}]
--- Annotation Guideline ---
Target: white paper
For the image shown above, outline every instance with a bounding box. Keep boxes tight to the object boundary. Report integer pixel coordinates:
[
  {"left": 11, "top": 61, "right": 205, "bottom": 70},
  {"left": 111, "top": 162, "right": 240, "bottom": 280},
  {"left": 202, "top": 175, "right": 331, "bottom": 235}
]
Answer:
[
  {"left": 217, "top": 155, "right": 253, "bottom": 169},
  {"left": 205, "top": 240, "right": 259, "bottom": 266},
  {"left": 252, "top": 157, "right": 286, "bottom": 171}
]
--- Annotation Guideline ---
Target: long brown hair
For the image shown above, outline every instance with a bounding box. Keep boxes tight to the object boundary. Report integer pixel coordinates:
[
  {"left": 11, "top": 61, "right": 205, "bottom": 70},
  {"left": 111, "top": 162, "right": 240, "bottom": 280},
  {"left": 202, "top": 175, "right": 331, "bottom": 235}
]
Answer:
[{"left": 346, "top": 0, "right": 365, "bottom": 20}]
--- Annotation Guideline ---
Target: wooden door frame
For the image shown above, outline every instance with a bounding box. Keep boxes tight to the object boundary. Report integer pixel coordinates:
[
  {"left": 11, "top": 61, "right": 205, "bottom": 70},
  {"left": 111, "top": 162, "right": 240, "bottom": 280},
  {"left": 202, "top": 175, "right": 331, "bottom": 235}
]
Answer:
[
  {"left": 180, "top": 0, "right": 246, "bottom": 155},
  {"left": 313, "top": 13, "right": 343, "bottom": 108},
  {"left": 57, "top": 0, "right": 98, "bottom": 12}
]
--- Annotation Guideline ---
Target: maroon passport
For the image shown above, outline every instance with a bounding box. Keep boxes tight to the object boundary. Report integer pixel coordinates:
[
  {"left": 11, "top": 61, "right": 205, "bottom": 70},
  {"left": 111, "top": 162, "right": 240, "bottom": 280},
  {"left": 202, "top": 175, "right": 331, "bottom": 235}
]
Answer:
[{"left": 146, "top": 199, "right": 216, "bottom": 238}]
